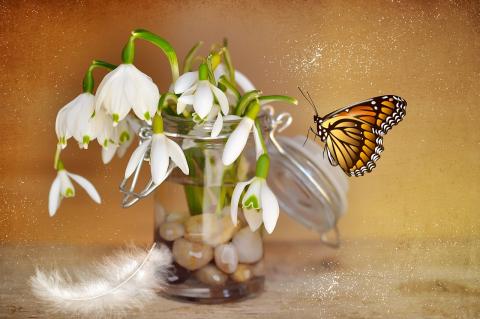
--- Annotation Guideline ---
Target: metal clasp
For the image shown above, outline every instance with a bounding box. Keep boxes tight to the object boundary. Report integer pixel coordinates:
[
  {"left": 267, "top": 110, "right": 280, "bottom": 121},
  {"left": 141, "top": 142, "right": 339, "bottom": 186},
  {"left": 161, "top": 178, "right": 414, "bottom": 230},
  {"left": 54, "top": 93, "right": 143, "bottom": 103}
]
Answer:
[{"left": 119, "top": 127, "right": 174, "bottom": 208}]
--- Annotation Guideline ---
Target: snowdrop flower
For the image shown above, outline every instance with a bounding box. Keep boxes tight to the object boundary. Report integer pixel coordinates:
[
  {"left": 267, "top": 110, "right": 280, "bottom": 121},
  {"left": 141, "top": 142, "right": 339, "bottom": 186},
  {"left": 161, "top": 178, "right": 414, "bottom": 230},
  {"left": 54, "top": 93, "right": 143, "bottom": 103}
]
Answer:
[
  {"left": 100, "top": 115, "right": 141, "bottom": 164},
  {"left": 222, "top": 101, "right": 261, "bottom": 165},
  {"left": 55, "top": 93, "right": 97, "bottom": 149},
  {"left": 174, "top": 64, "right": 228, "bottom": 119},
  {"left": 95, "top": 64, "right": 160, "bottom": 125},
  {"left": 70, "top": 93, "right": 97, "bottom": 149},
  {"left": 230, "top": 176, "right": 279, "bottom": 234},
  {"left": 48, "top": 161, "right": 101, "bottom": 217},
  {"left": 55, "top": 98, "right": 77, "bottom": 148},
  {"left": 205, "top": 102, "right": 234, "bottom": 138},
  {"left": 125, "top": 115, "right": 189, "bottom": 184}
]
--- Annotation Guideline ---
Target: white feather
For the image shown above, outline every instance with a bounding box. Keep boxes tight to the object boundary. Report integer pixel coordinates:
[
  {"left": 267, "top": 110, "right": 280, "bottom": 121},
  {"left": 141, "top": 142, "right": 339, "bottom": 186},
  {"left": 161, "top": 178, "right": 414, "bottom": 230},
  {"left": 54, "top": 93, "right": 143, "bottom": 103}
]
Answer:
[{"left": 30, "top": 243, "right": 171, "bottom": 317}]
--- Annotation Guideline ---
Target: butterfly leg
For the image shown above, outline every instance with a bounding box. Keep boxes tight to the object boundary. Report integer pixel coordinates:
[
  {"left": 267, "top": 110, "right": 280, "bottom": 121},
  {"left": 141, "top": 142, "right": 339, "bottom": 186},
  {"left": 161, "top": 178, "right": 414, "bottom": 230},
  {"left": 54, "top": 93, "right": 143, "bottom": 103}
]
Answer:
[{"left": 303, "top": 127, "right": 312, "bottom": 146}]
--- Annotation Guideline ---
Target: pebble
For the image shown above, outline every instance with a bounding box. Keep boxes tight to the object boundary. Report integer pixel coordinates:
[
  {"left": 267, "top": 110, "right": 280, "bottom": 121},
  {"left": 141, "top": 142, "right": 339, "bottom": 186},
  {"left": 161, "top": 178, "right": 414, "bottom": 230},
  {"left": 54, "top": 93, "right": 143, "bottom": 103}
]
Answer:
[
  {"left": 242, "top": 208, "right": 263, "bottom": 232},
  {"left": 252, "top": 260, "right": 266, "bottom": 277},
  {"left": 159, "top": 222, "right": 185, "bottom": 241},
  {"left": 184, "top": 213, "right": 237, "bottom": 246},
  {"left": 166, "top": 211, "right": 189, "bottom": 223},
  {"left": 154, "top": 202, "right": 166, "bottom": 226},
  {"left": 195, "top": 264, "right": 228, "bottom": 286},
  {"left": 232, "top": 227, "right": 263, "bottom": 263},
  {"left": 172, "top": 238, "right": 213, "bottom": 271},
  {"left": 231, "top": 264, "right": 253, "bottom": 283},
  {"left": 214, "top": 244, "right": 239, "bottom": 274}
]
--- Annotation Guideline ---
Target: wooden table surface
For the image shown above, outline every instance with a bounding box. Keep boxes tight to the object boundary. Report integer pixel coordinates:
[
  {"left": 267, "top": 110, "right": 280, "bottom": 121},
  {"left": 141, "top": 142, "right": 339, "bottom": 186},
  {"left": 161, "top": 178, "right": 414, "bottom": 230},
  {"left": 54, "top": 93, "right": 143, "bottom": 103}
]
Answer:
[{"left": 1, "top": 239, "right": 479, "bottom": 318}]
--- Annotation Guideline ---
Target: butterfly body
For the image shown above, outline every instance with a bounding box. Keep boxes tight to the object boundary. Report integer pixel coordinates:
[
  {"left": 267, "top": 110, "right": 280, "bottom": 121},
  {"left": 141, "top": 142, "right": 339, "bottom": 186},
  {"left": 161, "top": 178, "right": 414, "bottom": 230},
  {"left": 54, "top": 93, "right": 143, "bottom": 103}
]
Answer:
[{"left": 301, "top": 91, "right": 407, "bottom": 177}]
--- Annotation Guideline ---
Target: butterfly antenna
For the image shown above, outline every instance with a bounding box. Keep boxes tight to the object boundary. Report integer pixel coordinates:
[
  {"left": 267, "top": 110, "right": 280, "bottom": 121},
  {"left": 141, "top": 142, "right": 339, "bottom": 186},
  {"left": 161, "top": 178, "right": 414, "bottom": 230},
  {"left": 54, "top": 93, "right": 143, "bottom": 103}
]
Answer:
[{"left": 298, "top": 86, "right": 319, "bottom": 116}]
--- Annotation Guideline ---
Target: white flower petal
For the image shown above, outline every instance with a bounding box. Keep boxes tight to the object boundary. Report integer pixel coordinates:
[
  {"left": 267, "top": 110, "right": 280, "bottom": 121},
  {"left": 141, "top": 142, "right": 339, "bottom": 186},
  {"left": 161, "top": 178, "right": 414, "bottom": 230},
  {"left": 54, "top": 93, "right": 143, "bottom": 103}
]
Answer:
[
  {"left": 59, "top": 170, "right": 75, "bottom": 197},
  {"left": 165, "top": 137, "right": 189, "bottom": 175},
  {"left": 253, "top": 123, "right": 263, "bottom": 159},
  {"left": 125, "top": 140, "right": 151, "bottom": 179},
  {"left": 126, "top": 115, "right": 141, "bottom": 134},
  {"left": 242, "top": 178, "right": 262, "bottom": 209},
  {"left": 48, "top": 176, "right": 61, "bottom": 216},
  {"left": 129, "top": 69, "right": 160, "bottom": 124},
  {"left": 211, "top": 112, "right": 223, "bottom": 138},
  {"left": 68, "top": 172, "right": 101, "bottom": 204},
  {"left": 102, "top": 144, "right": 118, "bottom": 164},
  {"left": 243, "top": 208, "right": 263, "bottom": 232},
  {"left": 93, "top": 108, "right": 115, "bottom": 147},
  {"left": 222, "top": 117, "right": 254, "bottom": 165},
  {"left": 71, "top": 93, "right": 96, "bottom": 144},
  {"left": 230, "top": 178, "right": 254, "bottom": 225},
  {"left": 235, "top": 70, "right": 256, "bottom": 92},
  {"left": 117, "top": 131, "right": 134, "bottom": 158},
  {"left": 193, "top": 81, "right": 213, "bottom": 119},
  {"left": 150, "top": 134, "right": 169, "bottom": 184},
  {"left": 223, "top": 115, "right": 242, "bottom": 121},
  {"left": 213, "top": 64, "right": 227, "bottom": 81},
  {"left": 210, "top": 84, "right": 229, "bottom": 115},
  {"left": 174, "top": 71, "right": 198, "bottom": 94},
  {"left": 260, "top": 180, "right": 280, "bottom": 234},
  {"left": 177, "top": 95, "right": 195, "bottom": 114}
]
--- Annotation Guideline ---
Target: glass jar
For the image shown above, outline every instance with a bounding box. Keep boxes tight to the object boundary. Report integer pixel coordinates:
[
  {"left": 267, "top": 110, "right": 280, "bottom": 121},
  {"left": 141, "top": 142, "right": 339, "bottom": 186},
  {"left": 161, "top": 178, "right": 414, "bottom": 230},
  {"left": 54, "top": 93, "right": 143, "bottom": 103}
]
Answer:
[
  {"left": 137, "top": 108, "right": 349, "bottom": 303},
  {"left": 153, "top": 113, "right": 270, "bottom": 303}
]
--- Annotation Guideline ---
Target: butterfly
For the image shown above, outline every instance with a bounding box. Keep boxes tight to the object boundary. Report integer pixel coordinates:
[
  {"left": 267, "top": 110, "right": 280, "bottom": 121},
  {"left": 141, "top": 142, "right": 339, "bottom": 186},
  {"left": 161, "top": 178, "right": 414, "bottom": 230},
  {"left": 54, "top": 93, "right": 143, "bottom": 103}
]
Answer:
[{"left": 299, "top": 88, "right": 407, "bottom": 177}]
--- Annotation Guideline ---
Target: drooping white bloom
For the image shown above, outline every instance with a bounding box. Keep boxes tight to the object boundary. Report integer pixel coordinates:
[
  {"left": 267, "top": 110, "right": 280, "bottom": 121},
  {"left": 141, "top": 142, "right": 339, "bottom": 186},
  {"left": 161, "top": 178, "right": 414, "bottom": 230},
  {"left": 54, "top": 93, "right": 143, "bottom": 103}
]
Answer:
[
  {"left": 48, "top": 168, "right": 101, "bottom": 217},
  {"left": 221, "top": 116, "right": 255, "bottom": 165},
  {"left": 125, "top": 133, "right": 189, "bottom": 185},
  {"left": 174, "top": 71, "right": 228, "bottom": 119},
  {"left": 230, "top": 177, "right": 279, "bottom": 234},
  {"left": 205, "top": 103, "right": 235, "bottom": 138},
  {"left": 70, "top": 93, "right": 97, "bottom": 149},
  {"left": 100, "top": 116, "right": 139, "bottom": 164},
  {"left": 55, "top": 93, "right": 98, "bottom": 149},
  {"left": 95, "top": 64, "right": 159, "bottom": 125}
]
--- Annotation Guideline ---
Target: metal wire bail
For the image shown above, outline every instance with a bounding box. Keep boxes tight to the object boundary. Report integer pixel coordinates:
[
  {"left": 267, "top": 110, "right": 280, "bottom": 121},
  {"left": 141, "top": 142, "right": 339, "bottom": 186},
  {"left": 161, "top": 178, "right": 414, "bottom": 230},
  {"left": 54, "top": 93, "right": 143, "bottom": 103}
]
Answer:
[{"left": 119, "top": 126, "right": 174, "bottom": 208}]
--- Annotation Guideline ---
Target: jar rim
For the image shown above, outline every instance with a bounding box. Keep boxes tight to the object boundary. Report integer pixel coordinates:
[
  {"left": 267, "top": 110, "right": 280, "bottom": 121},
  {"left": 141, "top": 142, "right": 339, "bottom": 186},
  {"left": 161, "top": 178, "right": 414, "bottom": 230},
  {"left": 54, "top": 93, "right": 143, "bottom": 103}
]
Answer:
[{"left": 161, "top": 111, "right": 271, "bottom": 140}]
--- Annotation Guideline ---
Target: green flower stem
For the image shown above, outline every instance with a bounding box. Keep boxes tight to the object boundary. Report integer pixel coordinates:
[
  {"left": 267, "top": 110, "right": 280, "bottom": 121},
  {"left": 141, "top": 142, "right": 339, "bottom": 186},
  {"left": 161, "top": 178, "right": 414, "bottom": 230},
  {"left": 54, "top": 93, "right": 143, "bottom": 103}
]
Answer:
[
  {"left": 82, "top": 60, "right": 117, "bottom": 93},
  {"left": 218, "top": 75, "right": 240, "bottom": 100},
  {"left": 198, "top": 63, "right": 209, "bottom": 81},
  {"left": 254, "top": 119, "right": 268, "bottom": 153},
  {"left": 183, "top": 41, "right": 203, "bottom": 73},
  {"left": 255, "top": 154, "right": 270, "bottom": 179},
  {"left": 205, "top": 54, "right": 217, "bottom": 84},
  {"left": 245, "top": 100, "right": 261, "bottom": 120},
  {"left": 56, "top": 159, "right": 65, "bottom": 171},
  {"left": 158, "top": 92, "right": 178, "bottom": 112},
  {"left": 223, "top": 46, "right": 235, "bottom": 84},
  {"left": 235, "top": 90, "right": 262, "bottom": 116},
  {"left": 53, "top": 144, "right": 62, "bottom": 170},
  {"left": 184, "top": 185, "right": 204, "bottom": 215},
  {"left": 122, "top": 29, "right": 180, "bottom": 81},
  {"left": 258, "top": 95, "right": 298, "bottom": 106},
  {"left": 152, "top": 113, "right": 164, "bottom": 134}
]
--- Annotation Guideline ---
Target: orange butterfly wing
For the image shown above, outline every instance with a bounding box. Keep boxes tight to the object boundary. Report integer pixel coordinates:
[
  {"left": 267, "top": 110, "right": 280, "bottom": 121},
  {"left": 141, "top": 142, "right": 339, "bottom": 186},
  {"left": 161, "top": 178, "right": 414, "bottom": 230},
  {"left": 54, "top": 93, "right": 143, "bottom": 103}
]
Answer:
[
  {"left": 322, "top": 118, "right": 384, "bottom": 176},
  {"left": 322, "top": 95, "right": 406, "bottom": 136},
  {"left": 319, "top": 95, "right": 406, "bottom": 176}
]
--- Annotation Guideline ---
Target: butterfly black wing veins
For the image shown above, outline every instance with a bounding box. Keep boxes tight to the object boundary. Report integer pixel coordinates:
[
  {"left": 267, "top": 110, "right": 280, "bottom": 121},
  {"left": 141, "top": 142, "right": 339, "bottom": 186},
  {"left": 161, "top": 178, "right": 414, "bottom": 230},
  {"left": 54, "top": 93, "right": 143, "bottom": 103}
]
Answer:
[{"left": 310, "top": 95, "right": 406, "bottom": 177}]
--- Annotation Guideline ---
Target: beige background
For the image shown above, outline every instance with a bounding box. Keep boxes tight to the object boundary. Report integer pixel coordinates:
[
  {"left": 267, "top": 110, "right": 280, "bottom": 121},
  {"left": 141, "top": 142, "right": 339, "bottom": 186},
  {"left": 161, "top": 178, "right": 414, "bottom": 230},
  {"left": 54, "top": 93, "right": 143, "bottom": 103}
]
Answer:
[{"left": 0, "top": 0, "right": 479, "bottom": 245}]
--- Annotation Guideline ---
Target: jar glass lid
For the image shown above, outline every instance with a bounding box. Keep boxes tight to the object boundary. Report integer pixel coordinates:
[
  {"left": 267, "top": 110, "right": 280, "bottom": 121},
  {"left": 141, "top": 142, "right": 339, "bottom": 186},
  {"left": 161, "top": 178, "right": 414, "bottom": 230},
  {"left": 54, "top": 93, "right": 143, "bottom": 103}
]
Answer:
[{"left": 266, "top": 111, "right": 349, "bottom": 246}]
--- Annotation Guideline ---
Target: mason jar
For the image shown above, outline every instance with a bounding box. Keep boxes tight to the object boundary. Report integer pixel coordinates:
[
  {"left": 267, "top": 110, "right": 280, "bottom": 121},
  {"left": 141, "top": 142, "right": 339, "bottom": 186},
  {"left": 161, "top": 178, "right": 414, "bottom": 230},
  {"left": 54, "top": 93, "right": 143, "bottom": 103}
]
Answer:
[
  {"left": 150, "top": 108, "right": 348, "bottom": 303},
  {"left": 153, "top": 112, "right": 270, "bottom": 303}
]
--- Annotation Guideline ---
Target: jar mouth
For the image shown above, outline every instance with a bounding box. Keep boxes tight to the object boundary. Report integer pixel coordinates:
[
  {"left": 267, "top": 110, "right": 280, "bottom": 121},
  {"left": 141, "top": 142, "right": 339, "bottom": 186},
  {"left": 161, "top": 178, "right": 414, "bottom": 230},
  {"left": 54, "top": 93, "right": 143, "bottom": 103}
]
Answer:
[{"left": 161, "top": 111, "right": 271, "bottom": 140}]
